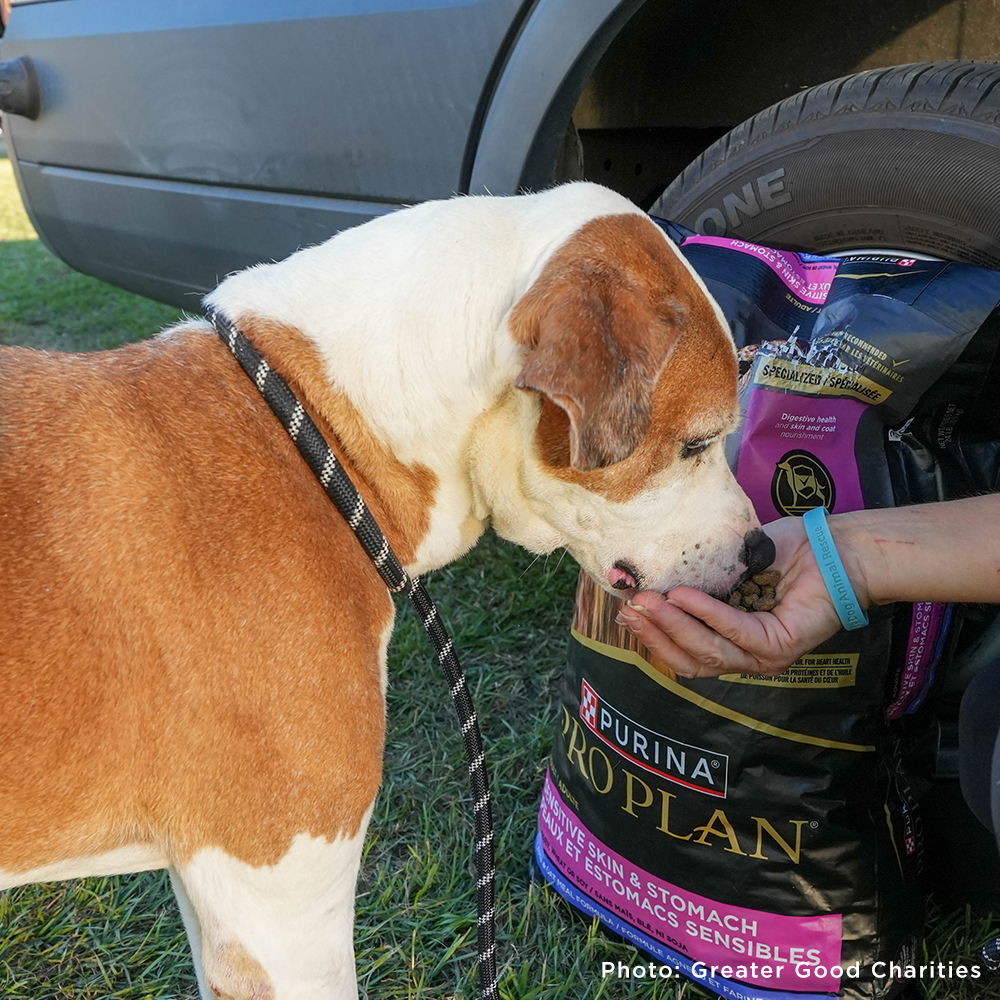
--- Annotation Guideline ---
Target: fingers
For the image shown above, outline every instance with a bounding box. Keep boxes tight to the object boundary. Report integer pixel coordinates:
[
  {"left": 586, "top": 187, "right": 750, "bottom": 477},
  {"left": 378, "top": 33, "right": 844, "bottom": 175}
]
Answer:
[
  {"left": 660, "top": 586, "right": 768, "bottom": 643},
  {"left": 616, "top": 591, "right": 765, "bottom": 679}
]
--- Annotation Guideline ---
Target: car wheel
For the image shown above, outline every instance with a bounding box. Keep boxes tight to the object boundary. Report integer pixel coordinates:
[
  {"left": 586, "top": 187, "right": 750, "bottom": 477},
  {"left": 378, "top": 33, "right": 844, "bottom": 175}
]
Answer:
[{"left": 649, "top": 60, "right": 1000, "bottom": 268}]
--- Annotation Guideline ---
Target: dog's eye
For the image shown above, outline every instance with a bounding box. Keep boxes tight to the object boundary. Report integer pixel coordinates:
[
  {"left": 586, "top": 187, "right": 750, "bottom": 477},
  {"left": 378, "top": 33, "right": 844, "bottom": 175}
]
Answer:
[{"left": 681, "top": 438, "right": 716, "bottom": 459}]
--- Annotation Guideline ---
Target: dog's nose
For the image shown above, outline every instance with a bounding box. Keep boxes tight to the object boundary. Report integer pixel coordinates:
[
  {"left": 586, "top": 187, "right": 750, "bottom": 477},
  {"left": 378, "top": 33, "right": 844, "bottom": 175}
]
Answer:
[{"left": 740, "top": 528, "right": 775, "bottom": 576}]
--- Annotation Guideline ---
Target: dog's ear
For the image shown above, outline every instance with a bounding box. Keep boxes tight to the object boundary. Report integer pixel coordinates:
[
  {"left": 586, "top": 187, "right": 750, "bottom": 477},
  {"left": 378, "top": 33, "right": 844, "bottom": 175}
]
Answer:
[{"left": 513, "top": 278, "right": 687, "bottom": 471}]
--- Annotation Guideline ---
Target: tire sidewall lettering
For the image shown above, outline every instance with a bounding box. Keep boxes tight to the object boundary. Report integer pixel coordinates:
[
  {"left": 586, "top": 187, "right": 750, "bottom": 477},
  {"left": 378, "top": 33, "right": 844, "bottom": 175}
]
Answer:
[{"left": 695, "top": 167, "right": 793, "bottom": 235}]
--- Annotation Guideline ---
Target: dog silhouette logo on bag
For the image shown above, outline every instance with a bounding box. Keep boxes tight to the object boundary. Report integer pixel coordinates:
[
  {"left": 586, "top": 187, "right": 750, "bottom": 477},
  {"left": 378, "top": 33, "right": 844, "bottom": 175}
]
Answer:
[{"left": 771, "top": 450, "right": 836, "bottom": 516}]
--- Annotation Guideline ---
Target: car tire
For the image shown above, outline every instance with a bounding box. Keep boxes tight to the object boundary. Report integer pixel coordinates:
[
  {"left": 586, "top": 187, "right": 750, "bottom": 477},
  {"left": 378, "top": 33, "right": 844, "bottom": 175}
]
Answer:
[{"left": 649, "top": 60, "right": 1000, "bottom": 268}]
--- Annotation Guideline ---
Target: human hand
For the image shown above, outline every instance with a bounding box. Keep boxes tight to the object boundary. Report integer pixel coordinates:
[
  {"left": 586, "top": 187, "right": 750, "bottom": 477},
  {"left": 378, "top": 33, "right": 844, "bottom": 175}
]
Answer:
[{"left": 614, "top": 516, "right": 871, "bottom": 678}]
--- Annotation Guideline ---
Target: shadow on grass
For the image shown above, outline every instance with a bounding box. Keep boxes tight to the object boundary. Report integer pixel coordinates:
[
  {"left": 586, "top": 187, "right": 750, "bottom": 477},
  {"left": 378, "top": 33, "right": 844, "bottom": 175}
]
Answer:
[{"left": 0, "top": 238, "right": 182, "bottom": 352}]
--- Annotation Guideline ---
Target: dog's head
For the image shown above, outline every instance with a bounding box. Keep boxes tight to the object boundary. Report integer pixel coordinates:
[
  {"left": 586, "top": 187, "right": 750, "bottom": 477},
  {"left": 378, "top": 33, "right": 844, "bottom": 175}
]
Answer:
[
  {"left": 208, "top": 182, "right": 767, "bottom": 596},
  {"left": 478, "top": 207, "right": 768, "bottom": 599}
]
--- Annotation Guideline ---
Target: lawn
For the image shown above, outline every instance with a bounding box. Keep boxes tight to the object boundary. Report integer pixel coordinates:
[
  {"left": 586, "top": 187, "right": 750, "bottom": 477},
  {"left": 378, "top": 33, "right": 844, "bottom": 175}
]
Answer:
[{"left": 1, "top": 154, "right": 998, "bottom": 1000}]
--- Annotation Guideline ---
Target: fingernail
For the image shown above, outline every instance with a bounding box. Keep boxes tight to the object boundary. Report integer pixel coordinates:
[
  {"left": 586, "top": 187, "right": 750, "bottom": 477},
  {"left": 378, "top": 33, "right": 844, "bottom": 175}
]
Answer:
[{"left": 615, "top": 612, "right": 642, "bottom": 631}]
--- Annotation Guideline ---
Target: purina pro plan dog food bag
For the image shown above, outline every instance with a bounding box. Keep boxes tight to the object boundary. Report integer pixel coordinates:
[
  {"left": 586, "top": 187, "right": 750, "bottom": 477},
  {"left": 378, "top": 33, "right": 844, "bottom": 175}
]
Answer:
[{"left": 534, "top": 225, "right": 1000, "bottom": 1000}]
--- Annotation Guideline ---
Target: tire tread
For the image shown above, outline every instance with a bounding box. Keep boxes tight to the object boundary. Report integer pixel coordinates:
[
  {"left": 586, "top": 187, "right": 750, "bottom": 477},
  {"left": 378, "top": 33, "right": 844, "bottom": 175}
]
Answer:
[{"left": 662, "top": 59, "right": 1000, "bottom": 209}]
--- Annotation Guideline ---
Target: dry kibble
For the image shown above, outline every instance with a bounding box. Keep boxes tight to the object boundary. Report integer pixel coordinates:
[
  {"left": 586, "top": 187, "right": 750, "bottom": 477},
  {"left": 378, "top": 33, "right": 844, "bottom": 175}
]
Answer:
[{"left": 724, "top": 572, "right": 782, "bottom": 612}]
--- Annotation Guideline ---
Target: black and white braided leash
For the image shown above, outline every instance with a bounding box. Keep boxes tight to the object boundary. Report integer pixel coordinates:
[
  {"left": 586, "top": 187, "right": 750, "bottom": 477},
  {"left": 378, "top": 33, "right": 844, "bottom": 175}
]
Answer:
[{"left": 207, "top": 307, "right": 499, "bottom": 1000}]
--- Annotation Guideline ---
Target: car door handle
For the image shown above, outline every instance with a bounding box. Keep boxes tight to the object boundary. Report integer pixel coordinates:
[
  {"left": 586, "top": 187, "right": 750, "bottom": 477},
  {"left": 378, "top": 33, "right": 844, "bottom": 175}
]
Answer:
[{"left": 0, "top": 56, "right": 39, "bottom": 119}]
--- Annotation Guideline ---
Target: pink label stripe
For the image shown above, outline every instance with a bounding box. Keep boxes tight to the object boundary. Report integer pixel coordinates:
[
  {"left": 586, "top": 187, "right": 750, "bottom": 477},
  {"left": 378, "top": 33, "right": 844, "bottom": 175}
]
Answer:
[
  {"left": 887, "top": 602, "right": 950, "bottom": 720},
  {"left": 684, "top": 235, "right": 839, "bottom": 305},
  {"left": 539, "top": 773, "right": 843, "bottom": 992}
]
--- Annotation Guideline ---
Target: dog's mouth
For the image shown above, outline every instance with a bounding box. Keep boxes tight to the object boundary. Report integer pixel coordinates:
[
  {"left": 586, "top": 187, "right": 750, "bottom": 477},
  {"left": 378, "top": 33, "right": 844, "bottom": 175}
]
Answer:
[
  {"left": 608, "top": 560, "right": 640, "bottom": 594},
  {"left": 606, "top": 562, "right": 745, "bottom": 603},
  {"left": 720, "top": 566, "right": 755, "bottom": 598},
  {"left": 607, "top": 543, "right": 774, "bottom": 602}
]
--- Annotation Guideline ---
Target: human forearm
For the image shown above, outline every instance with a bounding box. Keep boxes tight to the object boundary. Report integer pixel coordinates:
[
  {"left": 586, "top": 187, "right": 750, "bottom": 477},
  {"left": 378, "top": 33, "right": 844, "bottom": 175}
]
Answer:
[
  {"left": 616, "top": 495, "right": 1000, "bottom": 680},
  {"left": 828, "top": 495, "right": 1000, "bottom": 607}
]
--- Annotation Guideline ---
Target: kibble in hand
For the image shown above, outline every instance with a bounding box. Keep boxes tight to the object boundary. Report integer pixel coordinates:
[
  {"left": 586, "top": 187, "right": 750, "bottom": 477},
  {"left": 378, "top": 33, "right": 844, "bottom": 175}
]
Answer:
[{"left": 725, "top": 571, "right": 781, "bottom": 612}]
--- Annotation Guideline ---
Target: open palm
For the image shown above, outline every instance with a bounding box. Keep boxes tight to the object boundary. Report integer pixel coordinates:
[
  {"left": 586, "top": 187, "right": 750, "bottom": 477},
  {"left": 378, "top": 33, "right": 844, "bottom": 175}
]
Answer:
[{"left": 618, "top": 516, "right": 859, "bottom": 678}]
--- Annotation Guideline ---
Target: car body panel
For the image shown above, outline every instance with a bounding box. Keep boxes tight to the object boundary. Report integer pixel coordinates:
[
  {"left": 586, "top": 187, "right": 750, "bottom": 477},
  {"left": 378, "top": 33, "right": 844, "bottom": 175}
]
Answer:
[
  {"left": 3, "top": 0, "right": 526, "bottom": 202},
  {"left": 2, "top": 0, "right": 569, "bottom": 304},
  {"left": 468, "top": 0, "right": 641, "bottom": 194},
  {"left": 11, "top": 160, "right": 398, "bottom": 305}
]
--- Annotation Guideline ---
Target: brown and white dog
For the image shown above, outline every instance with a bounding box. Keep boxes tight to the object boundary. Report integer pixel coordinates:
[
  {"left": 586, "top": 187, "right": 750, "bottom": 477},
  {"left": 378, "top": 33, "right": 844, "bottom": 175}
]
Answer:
[{"left": 0, "top": 182, "right": 768, "bottom": 999}]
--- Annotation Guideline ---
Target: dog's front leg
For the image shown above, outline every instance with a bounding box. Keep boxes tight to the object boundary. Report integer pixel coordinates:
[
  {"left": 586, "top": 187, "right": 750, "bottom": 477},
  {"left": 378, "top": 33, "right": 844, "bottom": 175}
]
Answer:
[
  {"left": 169, "top": 867, "right": 213, "bottom": 999},
  {"left": 169, "top": 810, "right": 373, "bottom": 1000}
]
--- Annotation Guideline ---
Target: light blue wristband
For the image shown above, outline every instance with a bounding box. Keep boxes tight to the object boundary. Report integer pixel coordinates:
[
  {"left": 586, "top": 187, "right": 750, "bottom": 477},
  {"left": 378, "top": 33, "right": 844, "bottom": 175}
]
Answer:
[{"left": 802, "top": 506, "right": 869, "bottom": 631}]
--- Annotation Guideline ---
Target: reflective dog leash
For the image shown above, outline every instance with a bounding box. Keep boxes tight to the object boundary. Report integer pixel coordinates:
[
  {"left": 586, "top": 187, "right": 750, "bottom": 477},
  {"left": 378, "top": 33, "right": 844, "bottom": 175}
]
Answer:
[{"left": 207, "top": 307, "right": 499, "bottom": 1000}]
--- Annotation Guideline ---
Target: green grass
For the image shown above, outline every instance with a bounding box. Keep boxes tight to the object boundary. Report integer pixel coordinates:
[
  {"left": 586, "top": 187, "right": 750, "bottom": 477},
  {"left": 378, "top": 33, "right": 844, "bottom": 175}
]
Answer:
[
  {"left": 0, "top": 161, "right": 183, "bottom": 351},
  {"left": 1, "top": 155, "right": 999, "bottom": 999}
]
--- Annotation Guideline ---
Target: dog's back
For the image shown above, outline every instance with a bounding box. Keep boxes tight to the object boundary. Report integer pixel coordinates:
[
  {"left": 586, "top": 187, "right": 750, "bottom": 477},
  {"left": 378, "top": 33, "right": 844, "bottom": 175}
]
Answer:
[{"left": 0, "top": 333, "right": 391, "bottom": 881}]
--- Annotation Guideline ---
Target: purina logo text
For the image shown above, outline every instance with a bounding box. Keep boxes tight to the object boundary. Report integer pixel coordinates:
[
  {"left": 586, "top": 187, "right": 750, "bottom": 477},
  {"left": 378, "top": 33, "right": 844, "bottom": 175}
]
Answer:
[{"left": 581, "top": 681, "right": 729, "bottom": 797}]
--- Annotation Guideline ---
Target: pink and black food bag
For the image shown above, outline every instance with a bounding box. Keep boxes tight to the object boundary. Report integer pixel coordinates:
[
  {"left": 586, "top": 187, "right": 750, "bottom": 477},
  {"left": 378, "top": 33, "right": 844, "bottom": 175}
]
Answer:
[{"left": 534, "top": 224, "right": 1000, "bottom": 1000}]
